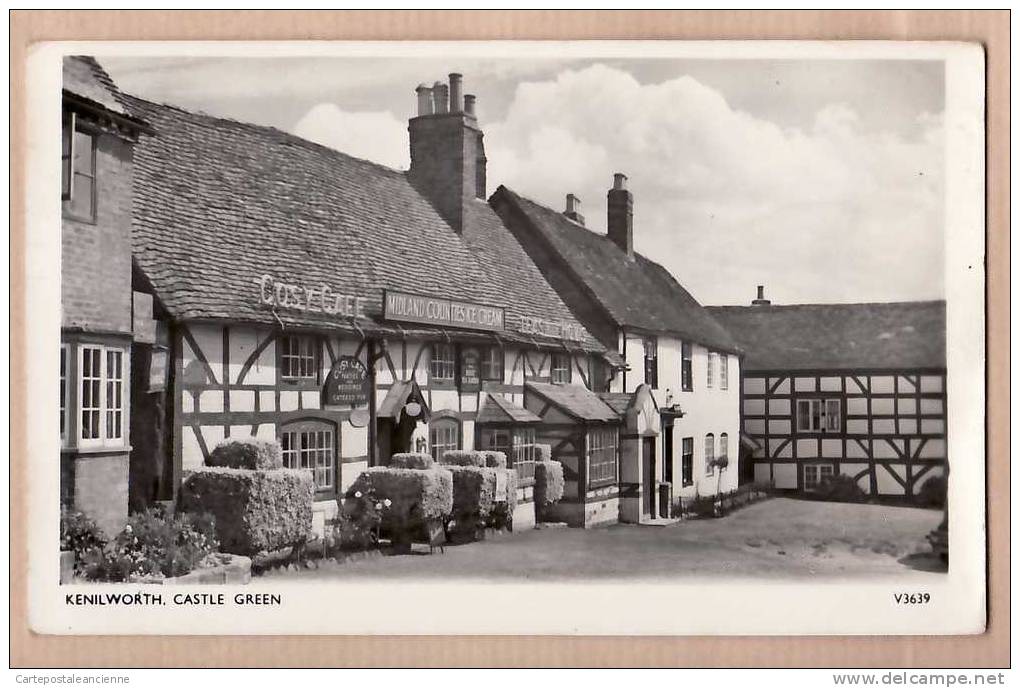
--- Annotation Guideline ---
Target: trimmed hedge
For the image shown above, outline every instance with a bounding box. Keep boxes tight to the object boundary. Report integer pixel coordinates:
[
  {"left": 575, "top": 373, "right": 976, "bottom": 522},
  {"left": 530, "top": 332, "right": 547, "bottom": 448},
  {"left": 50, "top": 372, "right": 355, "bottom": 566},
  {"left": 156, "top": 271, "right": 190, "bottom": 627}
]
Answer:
[
  {"left": 489, "top": 467, "right": 518, "bottom": 531},
  {"left": 441, "top": 450, "right": 486, "bottom": 467},
  {"left": 534, "top": 460, "right": 565, "bottom": 507},
  {"left": 346, "top": 467, "right": 454, "bottom": 531},
  {"left": 447, "top": 466, "right": 497, "bottom": 539},
  {"left": 536, "top": 444, "right": 553, "bottom": 462},
  {"left": 389, "top": 452, "right": 434, "bottom": 469},
  {"left": 483, "top": 451, "right": 507, "bottom": 469},
  {"left": 917, "top": 474, "right": 946, "bottom": 509},
  {"left": 207, "top": 438, "right": 283, "bottom": 471},
  {"left": 179, "top": 468, "right": 313, "bottom": 556}
]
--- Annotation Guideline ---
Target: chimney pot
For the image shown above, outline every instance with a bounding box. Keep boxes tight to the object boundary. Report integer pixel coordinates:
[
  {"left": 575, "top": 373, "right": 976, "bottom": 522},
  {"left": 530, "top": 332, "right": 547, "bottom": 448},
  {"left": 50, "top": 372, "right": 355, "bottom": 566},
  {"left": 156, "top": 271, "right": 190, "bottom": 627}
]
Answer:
[
  {"left": 463, "top": 94, "right": 476, "bottom": 116},
  {"left": 752, "top": 285, "right": 771, "bottom": 306},
  {"left": 449, "top": 73, "right": 463, "bottom": 113},
  {"left": 564, "top": 194, "right": 585, "bottom": 225},
  {"left": 613, "top": 172, "right": 628, "bottom": 191},
  {"left": 607, "top": 174, "right": 634, "bottom": 256},
  {"left": 433, "top": 81, "right": 449, "bottom": 114},
  {"left": 415, "top": 83, "right": 434, "bottom": 116}
]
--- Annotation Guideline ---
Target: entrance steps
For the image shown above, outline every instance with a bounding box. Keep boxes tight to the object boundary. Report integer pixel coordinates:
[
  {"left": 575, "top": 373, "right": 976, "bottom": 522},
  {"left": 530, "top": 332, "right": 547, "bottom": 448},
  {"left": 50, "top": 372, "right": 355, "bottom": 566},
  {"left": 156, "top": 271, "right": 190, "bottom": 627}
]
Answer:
[{"left": 636, "top": 517, "right": 680, "bottom": 527}]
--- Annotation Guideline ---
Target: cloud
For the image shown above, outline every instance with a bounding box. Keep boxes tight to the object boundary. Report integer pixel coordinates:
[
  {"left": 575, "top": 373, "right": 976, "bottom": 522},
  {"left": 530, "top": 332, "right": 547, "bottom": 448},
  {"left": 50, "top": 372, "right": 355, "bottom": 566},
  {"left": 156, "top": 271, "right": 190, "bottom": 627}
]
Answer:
[
  {"left": 484, "top": 64, "right": 944, "bottom": 305},
  {"left": 292, "top": 103, "right": 409, "bottom": 170}
]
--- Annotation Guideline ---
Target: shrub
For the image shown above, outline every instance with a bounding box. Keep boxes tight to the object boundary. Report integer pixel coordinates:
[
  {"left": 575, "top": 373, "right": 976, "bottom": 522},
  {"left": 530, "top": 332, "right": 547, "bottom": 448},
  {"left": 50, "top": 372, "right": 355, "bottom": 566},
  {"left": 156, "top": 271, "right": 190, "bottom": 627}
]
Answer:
[
  {"left": 337, "top": 483, "right": 392, "bottom": 550},
  {"left": 179, "top": 468, "right": 314, "bottom": 556},
  {"left": 917, "top": 474, "right": 947, "bottom": 508},
  {"left": 534, "top": 460, "right": 565, "bottom": 507},
  {"left": 813, "top": 473, "right": 867, "bottom": 504},
  {"left": 79, "top": 507, "right": 218, "bottom": 582},
  {"left": 60, "top": 508, "right": 107, "bottom": 576},
  {"left": 482, "top": 451, "right": 507, "bottom": 469},
  {"left": 686, "top": 493, "right": 718, "bottom": 518},
  {"left": 488, "top": 467, "right": 518, "bottom": 531},
  {"left": 389, "top": 452, "right": 434, "bottom": 469},
  {"left": 536, "top": 444, "right": 552, "bottom": 462},
  {"left": 346, "top": 467, "right": 453, "bottom": 536},
  {"left": 447, "top": 466, "right": 497, "bottom": 538},
  {"left": 441, "top": 450, "right": 486, "bottom": 467},
  {"left": 207, "top": 437, "right": 282, "bottom": 471}
]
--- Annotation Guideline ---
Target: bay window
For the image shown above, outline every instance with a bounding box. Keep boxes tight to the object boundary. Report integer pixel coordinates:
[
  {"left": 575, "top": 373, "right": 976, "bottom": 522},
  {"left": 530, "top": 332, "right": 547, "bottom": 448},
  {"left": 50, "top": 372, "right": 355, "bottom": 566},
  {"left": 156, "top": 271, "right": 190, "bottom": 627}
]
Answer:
[
  {"left": 587, "top": 427, "right": 618, "bottom": 487},
  {"left": 77, "top": 344, "right": 127, "bottom": 448},
  {"left": 478, "top": 426, "right": 538, "bottom": 484}
]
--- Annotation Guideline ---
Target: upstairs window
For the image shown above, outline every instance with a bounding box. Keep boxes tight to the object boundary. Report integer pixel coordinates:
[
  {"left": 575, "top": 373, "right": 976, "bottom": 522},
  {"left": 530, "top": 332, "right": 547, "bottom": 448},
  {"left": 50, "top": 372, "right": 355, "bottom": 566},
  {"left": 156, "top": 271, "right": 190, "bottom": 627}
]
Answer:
[
  {"left": 643, "top": 337, "right": 658, "bottom": 389},
  {"left": 279, "top": 335, "right": 318, "bottom": 382},
  {"left": 62, "top": 116, "right": 97, "bottom": 222},
  {"left": 720, "top": 354, "right": 729, "bottom": 390},
  {"left": 705, "top": 433, "right": 715, "bottom": 476},
  {"left": 681, "top": 342, "right": 693, "bottom": 392},
  {"left": 480, "top": 347, "right": 504, "bottom": 381},
  {"left": 706, "top": 352, "right": 716, "bottom": 389},
  {"left": 550, "top": 353, "right": 571, "bottom": 384},
  {"left": 796, "top": 398, "right": 842, "bottom": 433},
  {"left": 430, "top": 343, "right": 456, "bottom": 382}
]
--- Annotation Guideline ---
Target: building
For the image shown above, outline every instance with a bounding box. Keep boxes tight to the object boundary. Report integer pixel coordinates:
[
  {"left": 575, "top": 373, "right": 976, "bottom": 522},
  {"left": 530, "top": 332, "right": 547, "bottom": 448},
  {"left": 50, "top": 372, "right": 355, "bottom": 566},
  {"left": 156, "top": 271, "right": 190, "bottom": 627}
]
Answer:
[
  {"left": 490, "top": 177, "right": 743, "bottom": 525},
  {"left": 60, "top": 57, "right": 151, "bottom": 534},
  {"left": 122, "top": 73, "right": 630, "bottom": 534},
  {"left": 707, "top": 289, "right": 947, "bottom": 499}
]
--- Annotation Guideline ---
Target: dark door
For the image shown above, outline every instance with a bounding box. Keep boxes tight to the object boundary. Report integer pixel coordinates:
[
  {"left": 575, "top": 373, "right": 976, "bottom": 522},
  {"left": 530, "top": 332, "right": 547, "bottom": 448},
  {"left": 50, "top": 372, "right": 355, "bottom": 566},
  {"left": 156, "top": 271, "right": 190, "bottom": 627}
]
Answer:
[{"left": 642, "top": 436, "right": 656, "bottom": 516}]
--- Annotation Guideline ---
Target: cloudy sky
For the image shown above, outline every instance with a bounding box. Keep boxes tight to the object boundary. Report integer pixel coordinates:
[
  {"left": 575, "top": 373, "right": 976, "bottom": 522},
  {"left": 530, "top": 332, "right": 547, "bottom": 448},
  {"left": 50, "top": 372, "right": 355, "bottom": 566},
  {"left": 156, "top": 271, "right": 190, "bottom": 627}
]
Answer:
[{"left": 101, "top": 55, "right": 945, "bottom": 306}]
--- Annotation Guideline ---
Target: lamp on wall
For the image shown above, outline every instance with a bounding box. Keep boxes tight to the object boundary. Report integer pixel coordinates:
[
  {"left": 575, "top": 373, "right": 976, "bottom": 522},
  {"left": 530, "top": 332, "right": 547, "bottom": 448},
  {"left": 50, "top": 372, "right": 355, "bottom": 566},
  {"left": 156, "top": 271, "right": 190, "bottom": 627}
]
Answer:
[{"left": 404, "top": 401, "right": 422, "bottom": 418}]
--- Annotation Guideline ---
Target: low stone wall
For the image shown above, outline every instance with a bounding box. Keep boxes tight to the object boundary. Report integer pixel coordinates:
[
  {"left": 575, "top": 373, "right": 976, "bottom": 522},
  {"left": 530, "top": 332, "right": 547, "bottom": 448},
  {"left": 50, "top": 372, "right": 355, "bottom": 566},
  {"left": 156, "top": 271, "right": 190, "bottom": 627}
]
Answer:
[{"left": 159, "top": 554, "right": 252, "bottom": 585}]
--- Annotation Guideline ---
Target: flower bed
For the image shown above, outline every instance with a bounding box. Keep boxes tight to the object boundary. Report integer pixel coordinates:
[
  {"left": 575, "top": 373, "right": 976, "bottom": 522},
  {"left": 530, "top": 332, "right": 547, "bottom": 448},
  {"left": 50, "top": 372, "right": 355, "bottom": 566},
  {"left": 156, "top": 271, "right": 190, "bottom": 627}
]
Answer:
[{"left": 677, "top": 482, "right": 774, "bottom": 519}]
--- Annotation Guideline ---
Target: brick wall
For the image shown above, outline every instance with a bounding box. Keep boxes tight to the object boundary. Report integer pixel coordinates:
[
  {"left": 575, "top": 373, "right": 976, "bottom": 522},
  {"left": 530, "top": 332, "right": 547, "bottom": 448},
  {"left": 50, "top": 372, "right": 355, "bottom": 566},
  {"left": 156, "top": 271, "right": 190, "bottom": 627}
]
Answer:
[
  {"left": 73, "top": 453, "right": 129, "bottom": 536},
  {"left": 62, "top": 131, "right": 134, "bottom": 335}
]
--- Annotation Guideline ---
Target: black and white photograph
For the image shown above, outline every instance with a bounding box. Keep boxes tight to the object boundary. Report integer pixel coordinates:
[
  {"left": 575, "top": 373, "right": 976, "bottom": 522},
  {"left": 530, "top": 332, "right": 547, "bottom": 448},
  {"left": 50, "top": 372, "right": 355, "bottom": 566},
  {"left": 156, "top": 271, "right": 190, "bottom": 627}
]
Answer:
[{"left": 26, "top": 39, "right": 986, "bottom": 637}]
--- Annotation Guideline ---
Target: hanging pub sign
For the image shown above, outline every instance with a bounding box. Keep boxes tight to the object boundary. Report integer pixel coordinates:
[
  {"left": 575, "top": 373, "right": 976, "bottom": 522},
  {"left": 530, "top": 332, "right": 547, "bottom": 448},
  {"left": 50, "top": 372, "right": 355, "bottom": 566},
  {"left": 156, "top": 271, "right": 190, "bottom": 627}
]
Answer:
[
  {"left": 383, "top": 289, "right": 504, "bottom": 333},
  {"left": 148, "top": 349, "right": 168, "bottom": 393},
  {"left": 459, "top": 348, "right": 481, "bottom": 392},
  {"left": 323, "top": 356, "right": 371, "bottom": 408}
]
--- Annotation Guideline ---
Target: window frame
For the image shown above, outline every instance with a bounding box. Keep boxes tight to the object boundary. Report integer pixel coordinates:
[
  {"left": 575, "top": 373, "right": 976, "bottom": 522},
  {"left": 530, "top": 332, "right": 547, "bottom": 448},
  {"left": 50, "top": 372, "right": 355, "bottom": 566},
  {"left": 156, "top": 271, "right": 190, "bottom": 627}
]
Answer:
[
  {"left": 796, "top": 397, "right": 842, "bottom": 434},
  {"left": 681, "top": 342, "right": 693, "bottom": 392},
  {"left": 76, "top": 343, "right": 129, "bottom": 449},
  {"left": 720, "top": 354, "right": 729, "bottom": 390},
  {"left": 62, "top": 118, "right": 98, "bottom": 223},
  {"left": 706, "top": 352, "right": 715, "bottom": 389},
  {"left": 278, "top": 334, "right": 320, "bottom": 385},
  {"left": 429, "top": 342, "right": 457, "bottom": 384},
  {"left": 586, "top": 427, "right": 618, "bottom": 488},
  {"left": 681, "top": 437, "right": 694, "bottom": 487},
  {"left": 704, "top": 433, "right": 715, "bottom": 476},
  {"left": 60, "top": 344, "right": 70, "bottom": 446},
  {"left": 803, "top": 463, "right": 835, "bottom": 491},
  {"left": 550, "top": 352, "right": 572, "bottom": 384},
  {"left": 429, "top": 417, "right": 460, "bottom": 462},
  {"left": 280, "top": 419, "right": 338, "bottom": 499},
  {"left": 719, "top": 432, "right": 729, "bottom": 463},
  {"left": 479, "top": 346, "right": 504, "bottom": 382},
  {"left": 643, "top": 336, "right": 658, "bottom": 389}
]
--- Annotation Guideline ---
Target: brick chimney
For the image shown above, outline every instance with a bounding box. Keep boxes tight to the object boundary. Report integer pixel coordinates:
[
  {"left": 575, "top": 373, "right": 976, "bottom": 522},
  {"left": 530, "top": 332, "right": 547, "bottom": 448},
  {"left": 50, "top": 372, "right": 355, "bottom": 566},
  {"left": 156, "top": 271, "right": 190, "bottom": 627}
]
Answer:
[
  {"left": 408, "top": 72, "right": 487, "bottom": 234},
  {"left": 752, "top": 285, "right": 771, "bottom": 306},
  {"left": 564, "top": 193, "right": 585, "bottom": 225},
  {"left": 607, "top": 173, "right": 633, "bottom": 257}
]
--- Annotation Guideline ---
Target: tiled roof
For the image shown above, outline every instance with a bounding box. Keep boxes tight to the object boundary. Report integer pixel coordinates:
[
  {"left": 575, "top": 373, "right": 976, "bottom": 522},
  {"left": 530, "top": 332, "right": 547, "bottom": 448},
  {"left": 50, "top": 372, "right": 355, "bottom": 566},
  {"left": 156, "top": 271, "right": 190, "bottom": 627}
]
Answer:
[
  {"left": 63, "top": 56, "right": 130, "bottom": 116},
  {"left": 597, "top": 392, "right": 633, "bottom": 417},
  {"left": 525, "top": 382, "right": 619, "bottom": 423},
  {"left": 491, "top": 187, "right": 739, "bottom": 354},
  {"left": 476, "top": 392, "right": 541, "bottom": 424},
  {"left": 121, "top": 94, "right": 604, "bottom": 353},
  {"left": 705, "top": 301, "right": 946, "bottom": 371}
]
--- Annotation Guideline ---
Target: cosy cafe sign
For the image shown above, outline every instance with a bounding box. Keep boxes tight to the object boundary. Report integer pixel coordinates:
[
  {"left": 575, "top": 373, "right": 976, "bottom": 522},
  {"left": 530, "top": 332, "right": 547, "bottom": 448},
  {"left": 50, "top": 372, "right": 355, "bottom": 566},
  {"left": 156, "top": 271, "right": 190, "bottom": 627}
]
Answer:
[{"left": 256, "top": 274, "right": 366, "bottom": 318}]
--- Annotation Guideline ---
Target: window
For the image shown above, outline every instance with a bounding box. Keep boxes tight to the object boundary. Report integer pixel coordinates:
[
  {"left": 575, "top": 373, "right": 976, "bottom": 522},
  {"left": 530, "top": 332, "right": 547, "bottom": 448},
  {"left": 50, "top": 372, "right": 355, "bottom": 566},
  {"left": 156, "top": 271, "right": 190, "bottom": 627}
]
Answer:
[
  {"left": 681, "top": 342, "right": 693, "bottom": 392},
  {"left": 707, "top": 352, "right": 715, "bottom": 389},
  {"left": 280, "top": 335, "right": 318, "bottom": 382},
  {"left": 719, "top": 433, "right": 728, "bottom": 465},
  {"left": 479, "top": 427, "right": 510, "bottom": 456},
  {"left": 78, "top": 344, "right": 127, "bottom": 447},
  {"left": 511, "top": 426, "right": 537, "bottom": 483},
  {"left": 429, "top": 418, "right": 459, "bottom": 461},
  {"left": 720, "top": 354, "right": 729, "bottom": 390},
  {"left": 62, "top": 119, "right": 97, "bottom": 221},
  {"left": 643, "top": 337, "right": 658, "bottom": 388},
  {"left": 587, "top": 428, "right": 618, "bottom": 487},
  {"left": 804, "top": 464, "right": 834, "bottom": 490},
  {"left": 480, "top": 347, "right": 504, "bottom": 381},
  {"left": 281, "top": 421, "right": 336, "bottom": 495},
  {"left": 551, "top": 353, "right": 571, "bottom": 384},
  {"left": 590, "top": 357, "right": 610, "bottom": 393},
  {"left": 60, "top": 345, "right": 68, "bottom": 443},
  {"left": 430, "top": 343, "right": 456, "bottom": 382},
  {"left": 681, "top": 437, "right": 694, "bottom": 487},
  {"left": 705, "top": 433, "right": 715, "bottom": 476},
  {"left": 796, "top": 398, "right": 842, "bottom": 433}
]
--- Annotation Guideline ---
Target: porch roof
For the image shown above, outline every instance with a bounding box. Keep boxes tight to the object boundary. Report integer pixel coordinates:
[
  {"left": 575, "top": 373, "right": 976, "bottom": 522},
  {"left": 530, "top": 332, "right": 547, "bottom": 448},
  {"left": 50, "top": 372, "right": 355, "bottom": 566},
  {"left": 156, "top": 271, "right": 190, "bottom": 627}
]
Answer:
[
  {"left": 476, "top": 392, "right": 542, "bottom": 424},
  {"left": 525, "top": 382, "right": 619, "bottom": 423}
]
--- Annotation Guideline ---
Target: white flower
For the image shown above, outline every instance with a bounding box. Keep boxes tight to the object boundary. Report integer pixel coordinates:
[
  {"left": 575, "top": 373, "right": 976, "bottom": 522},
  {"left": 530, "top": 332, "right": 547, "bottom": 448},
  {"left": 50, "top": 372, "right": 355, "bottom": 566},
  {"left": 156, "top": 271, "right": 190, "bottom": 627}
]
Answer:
[
  {"left": 124, "top": 525, "right": 133, "bottom": 534},
  {"left": 354, "top": 491, "right": 363, "bottom": 498},
  {"left": 374, "top": 503, "right": 383, "bottom": 511},
  {"left": 383, "top": 499, "right": 392, "bottom": 507}
]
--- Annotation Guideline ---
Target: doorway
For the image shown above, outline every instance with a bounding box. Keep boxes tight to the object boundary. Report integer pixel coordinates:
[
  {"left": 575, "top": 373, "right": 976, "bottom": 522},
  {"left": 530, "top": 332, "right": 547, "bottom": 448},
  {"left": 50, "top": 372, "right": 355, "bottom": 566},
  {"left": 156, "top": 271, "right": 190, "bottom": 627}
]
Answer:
[{"left": 642, "top": 436, "right": 656, "bottom": 517}]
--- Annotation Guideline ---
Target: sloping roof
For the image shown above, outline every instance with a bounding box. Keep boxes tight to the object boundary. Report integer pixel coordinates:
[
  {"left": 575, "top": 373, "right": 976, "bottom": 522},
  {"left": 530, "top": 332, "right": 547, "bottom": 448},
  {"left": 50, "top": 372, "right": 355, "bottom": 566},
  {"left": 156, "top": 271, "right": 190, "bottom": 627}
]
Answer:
[
  {"left": 63, "top": 56, "right": 130, "bottom": 116},
  {"left": 121, "top": 94, "right": 604, "bottom": 353},
  {"left": 476, "top": 392, "right": 541, "bottom": 424},
  {"left": 705, "top": 301, "right": 946, "bottom": 371},
  {"left": 491, "top": 186, "right": 739, "bottom": 354},
  {"left": 525, "top": 382, "right": 619, "bottom": 423},
  {"left": 598, "top": 392, "right": 633, "bottom": 417}
]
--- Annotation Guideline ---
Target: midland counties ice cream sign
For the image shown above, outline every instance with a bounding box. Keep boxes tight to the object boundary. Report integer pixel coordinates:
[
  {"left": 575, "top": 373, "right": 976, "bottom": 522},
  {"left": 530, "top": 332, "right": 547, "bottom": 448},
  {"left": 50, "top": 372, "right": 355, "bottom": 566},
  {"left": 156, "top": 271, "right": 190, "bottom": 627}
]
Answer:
[{"left": 384, "top": 290, "right": 505, "bottom": 333}]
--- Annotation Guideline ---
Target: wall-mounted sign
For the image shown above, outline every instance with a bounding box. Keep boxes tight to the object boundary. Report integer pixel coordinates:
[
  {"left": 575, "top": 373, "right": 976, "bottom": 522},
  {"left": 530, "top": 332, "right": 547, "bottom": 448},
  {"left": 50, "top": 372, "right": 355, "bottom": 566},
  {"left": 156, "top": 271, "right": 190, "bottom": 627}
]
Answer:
[
  {"left": 517, "top": 316, "right": 585, "bottom": 342},
  {"left": 133, "top": 291, "right": 156, "bottom": 344},
  {"left": 384, "top": 290, "right": 504, "bottom": 333},
  {"left": 459, "top": 348, "right": 481, "bottom": 392},
  {"left": 323, "top": 356, "right": 370, "bottom": 408},
  {"left": 256, "top": 274, "right": 367, "bottom": 318},
  {"left": 148, "top": 349, "right": 168, "bottom": 393}
]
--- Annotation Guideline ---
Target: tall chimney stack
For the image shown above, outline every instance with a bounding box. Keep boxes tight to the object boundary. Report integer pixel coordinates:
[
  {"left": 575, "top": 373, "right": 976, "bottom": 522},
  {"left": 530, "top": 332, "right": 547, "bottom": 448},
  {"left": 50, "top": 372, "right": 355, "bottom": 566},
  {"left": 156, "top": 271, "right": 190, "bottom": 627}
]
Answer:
[
  {"left": 408, "top": 73, "right": 487, "bottom": 234},
  {"left": 607, "top": 173, "right": 634, "bottom": 257},
  {"left": 752, "top": 285, "right": 771, "bottom": 306},
  {"left": 564, "top": 194, "right": 585, "bottom": 225}
]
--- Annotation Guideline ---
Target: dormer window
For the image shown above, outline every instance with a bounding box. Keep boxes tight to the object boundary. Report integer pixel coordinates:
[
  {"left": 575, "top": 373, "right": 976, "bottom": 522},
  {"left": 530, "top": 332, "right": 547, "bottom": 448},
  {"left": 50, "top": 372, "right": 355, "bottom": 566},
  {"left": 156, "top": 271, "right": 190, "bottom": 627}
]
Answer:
[{"left": 62, "top": 114, "right": 97, "bottom": 223}]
